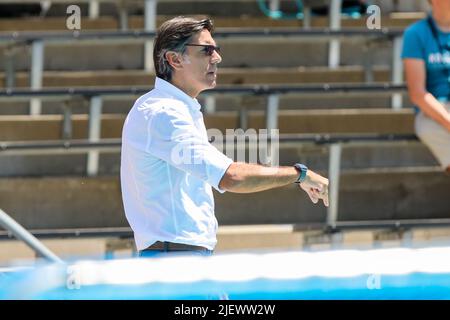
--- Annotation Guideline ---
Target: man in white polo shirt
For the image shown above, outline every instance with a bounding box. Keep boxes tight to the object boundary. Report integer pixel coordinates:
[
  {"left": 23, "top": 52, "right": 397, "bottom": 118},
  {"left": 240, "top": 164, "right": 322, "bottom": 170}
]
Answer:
[{"left": 120, "top": 16, "right": 329, "bottom": 257}]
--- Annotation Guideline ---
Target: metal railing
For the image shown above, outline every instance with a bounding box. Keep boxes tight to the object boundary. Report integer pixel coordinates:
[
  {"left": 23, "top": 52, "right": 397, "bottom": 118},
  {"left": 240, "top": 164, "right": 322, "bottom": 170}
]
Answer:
[
  {"left": 1, "top": 136, "right": 444, "bottom": 254},
  {"left": 0, "top": 208, "right": 63, "bottom": 263},
  {"left": 0, "top": 133, "right": 424, "bottom": 238},
  {"left": 1, "top": 0, "right": 360, "bottom": 67},
  {"left": 3, "top": 218, "right": 450, "bottom": 240},
  {"left": 1, "top": 27, "right": 405, "bottom": 114},
  {"left": 0, "top": 83, "right": 408, "bottom": 173}
]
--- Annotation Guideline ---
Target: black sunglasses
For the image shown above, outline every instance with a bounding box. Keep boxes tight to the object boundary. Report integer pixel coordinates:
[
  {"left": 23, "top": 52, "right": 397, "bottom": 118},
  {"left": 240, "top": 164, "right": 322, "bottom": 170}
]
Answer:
[{"left": 185, "top": 44, "right": 221, "bottom": 56}]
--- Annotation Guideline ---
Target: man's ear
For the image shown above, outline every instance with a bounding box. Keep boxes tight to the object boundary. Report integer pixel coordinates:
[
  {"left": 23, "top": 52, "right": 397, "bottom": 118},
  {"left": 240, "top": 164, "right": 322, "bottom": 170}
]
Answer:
[{"left": 165, "top": 51, "right": 184, "bottom": 70}]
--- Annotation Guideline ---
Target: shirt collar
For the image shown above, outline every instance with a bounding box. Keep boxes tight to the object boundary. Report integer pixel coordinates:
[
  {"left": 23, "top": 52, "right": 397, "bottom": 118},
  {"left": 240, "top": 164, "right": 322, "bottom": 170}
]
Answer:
[{"left": 154, "top": 77, "right": 202, "bottom": 112}]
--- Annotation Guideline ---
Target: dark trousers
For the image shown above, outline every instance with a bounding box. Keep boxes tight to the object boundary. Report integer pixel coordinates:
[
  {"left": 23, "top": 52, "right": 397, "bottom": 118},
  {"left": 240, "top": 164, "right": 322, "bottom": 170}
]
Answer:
[{"left": 138, "top": 241, "right": 213, "bottom": 258}]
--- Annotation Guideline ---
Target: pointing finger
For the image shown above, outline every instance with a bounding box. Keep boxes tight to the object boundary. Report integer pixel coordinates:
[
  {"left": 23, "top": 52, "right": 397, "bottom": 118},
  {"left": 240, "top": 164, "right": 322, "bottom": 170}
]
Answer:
[
  {"left": 306, "top": 188, "right": 319, "bottom": 204},
  {"left": 322, "top": 194, "right": 329, "bottom": 207}
]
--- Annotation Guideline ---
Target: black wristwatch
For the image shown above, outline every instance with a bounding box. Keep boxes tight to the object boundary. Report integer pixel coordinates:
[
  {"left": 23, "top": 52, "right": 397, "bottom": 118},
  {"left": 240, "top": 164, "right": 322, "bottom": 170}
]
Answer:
[{"left": 294, "top": 163, "right": 308, "bottom": 184}]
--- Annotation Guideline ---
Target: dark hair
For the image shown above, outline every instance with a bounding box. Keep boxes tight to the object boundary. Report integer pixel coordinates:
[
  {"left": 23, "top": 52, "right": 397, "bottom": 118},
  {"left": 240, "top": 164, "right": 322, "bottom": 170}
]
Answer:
[{"left": 153, "top": 16, "right": 213, "bottom": 82}]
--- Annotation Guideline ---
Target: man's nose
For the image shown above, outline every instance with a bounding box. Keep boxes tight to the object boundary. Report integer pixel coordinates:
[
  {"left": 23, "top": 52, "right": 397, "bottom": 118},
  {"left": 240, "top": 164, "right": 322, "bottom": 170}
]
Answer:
[{"left": 211, "top": 49, "right": 222, "bottom": 64}]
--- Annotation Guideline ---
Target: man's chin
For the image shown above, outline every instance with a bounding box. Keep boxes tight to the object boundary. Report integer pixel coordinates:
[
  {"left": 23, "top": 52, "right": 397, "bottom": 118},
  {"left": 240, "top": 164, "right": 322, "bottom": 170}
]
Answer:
[{"left": 201, "top": 80, "right": 217, "bottom": 91}]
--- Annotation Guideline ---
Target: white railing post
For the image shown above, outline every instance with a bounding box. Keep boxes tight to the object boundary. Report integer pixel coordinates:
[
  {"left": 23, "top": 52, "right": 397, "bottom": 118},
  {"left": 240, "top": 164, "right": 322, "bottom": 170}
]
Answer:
[
  {"left": 30, "top": 40, "right": 44, "bottom": 115},
  {"left": 144, "top": 0, "right": 157, "bottom": 72},
  {"left": 266, "top": 94, "right": 279, "bottom": 131},
  {"left": 327, "top": 143, "right": 342, "bottom": 228},
  {"left": 4, "top": 47, "right": 16, "bottom": 88},
  {"left": 0, "top": 208, "right": 63, "bottom": 263},
  {"left": 303, "top": 6, "right": 312, "bottom": 29},
  {"left": 328, "top": 0, "right": 342, "bottom": 69},
  {"left": 391, "top": 36, "right": 404, "bottom": 109},
  {"left": 62, "top": 100, "right": 73, "bottom": 140},
  {"left": 269, "top": 0, "right": 280, "bottom": 11},
  {"left": 118, "top": 0, "right": 128, "bottom": 31},
  {"left": 363, "top": 42, "right": 374, "bottom": 83},
  {"left": 239, "top": 106, "right": 248, "bottom": 130},
  {"left": 87, "top": 96, "right": 103, "bottom": 176},
  {"left": 266, "top": 94, "right": 280, "bottom": 167},
  {"left": 204, "top": 95, "right": 216, "bottom": 114},
  {"left": 89, "top": 0, "right": 100, "bottom": 19}
]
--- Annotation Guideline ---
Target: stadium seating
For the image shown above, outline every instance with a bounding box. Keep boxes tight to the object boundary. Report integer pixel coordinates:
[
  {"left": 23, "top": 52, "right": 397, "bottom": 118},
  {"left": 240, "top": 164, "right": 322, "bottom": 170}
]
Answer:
[{"left": 0, "top": 0, "right": 449, "bottom": 262}]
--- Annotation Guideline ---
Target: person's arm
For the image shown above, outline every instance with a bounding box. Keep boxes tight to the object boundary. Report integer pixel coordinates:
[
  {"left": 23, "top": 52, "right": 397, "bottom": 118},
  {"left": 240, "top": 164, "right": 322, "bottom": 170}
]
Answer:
[
  {"left": 148, "top": 106, "right": 328, "bottom": 206},
  {"left": 404, "top": 58, "right": 450, "bottom": 132},
  {"left": 219, "top": 162, "right": 329, "bottom": 207}
]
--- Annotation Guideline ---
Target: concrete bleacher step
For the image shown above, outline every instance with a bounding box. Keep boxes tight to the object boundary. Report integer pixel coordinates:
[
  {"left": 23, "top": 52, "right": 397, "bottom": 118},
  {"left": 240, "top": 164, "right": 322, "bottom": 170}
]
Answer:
[
  {"left": 0, "top": 42, "right": 395, "bottom": 69},
  {"left": 0, "top": 67, "right": 391, "bottom": 88},
  {"left": 0, "top": 170, "right": 448, "bottom": 231},
  {"left": 0, "top": 109, "right": 435, "bottom": 176},
  {"left": 0, "top": 95, "right": 408, "bottom": 117},
  {"left": 0, "top": 14, "right": 424, "bottom": 32},
  {"left": 1, "top": 26, "right": 397, "bottom": 68},
  {"left": 0, "top": 109, "right": 414, "bottom": 141},
  {"left": 0, "top": 142, "right": 438, "bottom": 177}
]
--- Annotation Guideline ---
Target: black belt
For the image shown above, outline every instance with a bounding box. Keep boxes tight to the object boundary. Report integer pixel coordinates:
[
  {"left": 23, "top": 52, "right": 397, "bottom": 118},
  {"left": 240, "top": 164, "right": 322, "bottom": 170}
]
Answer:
[{"left": 142, "top": 241, "right": 209, "bottom": 252}]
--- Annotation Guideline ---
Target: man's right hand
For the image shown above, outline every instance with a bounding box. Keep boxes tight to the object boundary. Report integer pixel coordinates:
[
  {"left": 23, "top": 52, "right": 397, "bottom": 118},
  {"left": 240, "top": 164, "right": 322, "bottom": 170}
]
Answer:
[{"left": 299, "top": 170, "right": 329, "bottom": 207}]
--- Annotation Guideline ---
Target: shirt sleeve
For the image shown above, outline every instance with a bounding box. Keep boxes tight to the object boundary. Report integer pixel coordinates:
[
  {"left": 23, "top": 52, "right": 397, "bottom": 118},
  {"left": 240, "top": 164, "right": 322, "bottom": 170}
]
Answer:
[
  {"left": 147, "top": 107, "right": 233, "bottom": 193},
  {"left": 401, "top": 25, "right": 426, "bottom": 60}
]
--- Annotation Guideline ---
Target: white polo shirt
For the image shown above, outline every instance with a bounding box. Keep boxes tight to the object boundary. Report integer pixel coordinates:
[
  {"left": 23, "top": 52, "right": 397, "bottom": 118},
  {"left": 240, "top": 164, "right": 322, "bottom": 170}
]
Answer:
[{"left": 120, "top": 77, "right": 233, "bottom": 251}]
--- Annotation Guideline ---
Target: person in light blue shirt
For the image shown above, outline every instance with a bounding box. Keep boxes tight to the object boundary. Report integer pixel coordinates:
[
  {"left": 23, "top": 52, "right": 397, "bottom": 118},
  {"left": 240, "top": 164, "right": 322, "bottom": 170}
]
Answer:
[
  {"left": 120, "top": 16, "right": 329, "bottom": 257},
  {"left": 402, "top": 0, "right": 450, "bottom": 172}
]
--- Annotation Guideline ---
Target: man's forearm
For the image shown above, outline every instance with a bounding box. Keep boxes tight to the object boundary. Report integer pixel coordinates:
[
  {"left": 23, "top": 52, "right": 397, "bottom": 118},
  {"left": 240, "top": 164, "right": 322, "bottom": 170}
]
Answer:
[{"left": 219, "top": 162, "right": 299, "bottom": 193}]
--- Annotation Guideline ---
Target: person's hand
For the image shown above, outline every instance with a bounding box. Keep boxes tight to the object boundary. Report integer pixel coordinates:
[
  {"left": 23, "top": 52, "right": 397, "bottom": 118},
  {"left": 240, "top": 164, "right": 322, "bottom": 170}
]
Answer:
[{"left": 298, "top": 170, "right": 329, "bottom": 207}]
